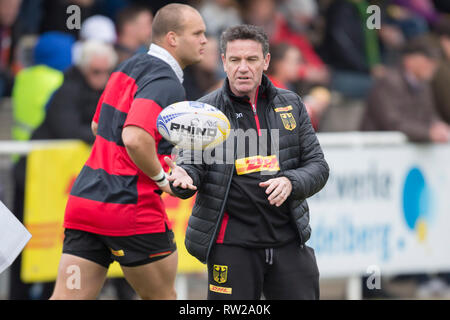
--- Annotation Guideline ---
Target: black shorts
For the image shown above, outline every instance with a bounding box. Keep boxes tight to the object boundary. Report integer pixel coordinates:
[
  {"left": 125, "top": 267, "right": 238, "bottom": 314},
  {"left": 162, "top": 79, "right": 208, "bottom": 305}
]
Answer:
[
  {"left": 62, "top": 226, "right": 177, "bottom": 268},
  {"left": 207, "top": 241, "right": 320, "bottom": 300}
]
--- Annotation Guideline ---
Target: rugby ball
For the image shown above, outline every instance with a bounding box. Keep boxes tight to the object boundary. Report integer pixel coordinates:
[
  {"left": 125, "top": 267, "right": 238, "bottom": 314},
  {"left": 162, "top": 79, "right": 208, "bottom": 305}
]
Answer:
[{"left": 157, "top": 101, "right": 231, "bottom": 150}]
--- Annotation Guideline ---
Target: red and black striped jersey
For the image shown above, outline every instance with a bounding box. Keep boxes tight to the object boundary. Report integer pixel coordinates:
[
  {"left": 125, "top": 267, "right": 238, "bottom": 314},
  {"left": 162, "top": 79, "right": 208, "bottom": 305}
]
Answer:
[{"left": 64, "top": 53, "right": 185, "bottom": 236}]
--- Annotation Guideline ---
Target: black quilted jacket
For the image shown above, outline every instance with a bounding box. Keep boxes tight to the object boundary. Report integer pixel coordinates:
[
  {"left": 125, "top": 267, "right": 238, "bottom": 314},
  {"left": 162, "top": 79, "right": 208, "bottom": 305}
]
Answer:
[{"left": 170, "top": 75, "right": 329, "bottom": 264}]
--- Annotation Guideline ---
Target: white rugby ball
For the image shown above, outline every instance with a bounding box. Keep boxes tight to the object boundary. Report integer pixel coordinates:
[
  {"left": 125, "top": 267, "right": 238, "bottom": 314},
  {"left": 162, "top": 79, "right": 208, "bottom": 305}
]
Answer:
[{"left": 157, "top": 101, "right": 231, "bottom": 150}]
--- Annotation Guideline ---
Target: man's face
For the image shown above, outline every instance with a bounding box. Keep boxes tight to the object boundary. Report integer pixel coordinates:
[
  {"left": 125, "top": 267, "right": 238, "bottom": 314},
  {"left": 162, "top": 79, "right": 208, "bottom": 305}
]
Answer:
[
  {"left": 440, "top": 35, "right": 450, "bottom": 60},
  {"left": 279, "top": 46, "right": 302, "bottom": 82},
  {"left": 175, "top": 10, "right": 207, "bottom": 68},
  {"left": 134, "top": 11, "right": 153, "bottom": 46},
  {"left": 413, "top": 54, "right": 437, "bottom": 81},
  {"left": 84, "top": 56, "right": 112, "bottom": 91},
  {"left": 222, "top": 39, "right": 270, "bottom": 97},
  {"left": 0, "top": 0, "right": 21, "bottom": 27},
  {"left": 198, "top": 37, "right": 219, "bottom": 72}
]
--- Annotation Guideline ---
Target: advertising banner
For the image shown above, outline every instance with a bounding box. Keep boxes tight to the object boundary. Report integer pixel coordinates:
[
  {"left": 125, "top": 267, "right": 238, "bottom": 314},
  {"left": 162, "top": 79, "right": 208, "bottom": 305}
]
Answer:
[{"left": 309, "top": 145, "right": 450, "bottom": 277}]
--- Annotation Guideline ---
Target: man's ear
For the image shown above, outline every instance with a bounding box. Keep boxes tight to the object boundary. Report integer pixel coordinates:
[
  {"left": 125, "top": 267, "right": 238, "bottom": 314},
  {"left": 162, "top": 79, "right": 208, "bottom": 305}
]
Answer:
[
  {"left": 166, "top": 31, "right": 178, "bottom": 47},
  {"left": 221, "top": 53, "right": 226, "bottom": 72},
  {"left": 263, "top": 53, "right": 271, "bottom": 72}
]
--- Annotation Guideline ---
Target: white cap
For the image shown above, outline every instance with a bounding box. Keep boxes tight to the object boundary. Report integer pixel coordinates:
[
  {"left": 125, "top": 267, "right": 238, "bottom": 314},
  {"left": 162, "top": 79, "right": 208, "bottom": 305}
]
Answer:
[{"left": 80, "top": 15, "right": 117, "bottom": 44}]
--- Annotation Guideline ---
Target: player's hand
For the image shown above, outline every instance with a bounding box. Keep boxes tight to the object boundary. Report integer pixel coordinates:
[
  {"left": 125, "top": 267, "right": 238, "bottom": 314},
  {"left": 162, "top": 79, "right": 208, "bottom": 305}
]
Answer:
[
  {"left": 159, "top": 182, "right": 175, "bottom": 196},
  {"left": 164, "top": 156, "right": 197, "bottom": 190},
  {"left": 259, "top": 177, "right": 292, "bottom": 207}
]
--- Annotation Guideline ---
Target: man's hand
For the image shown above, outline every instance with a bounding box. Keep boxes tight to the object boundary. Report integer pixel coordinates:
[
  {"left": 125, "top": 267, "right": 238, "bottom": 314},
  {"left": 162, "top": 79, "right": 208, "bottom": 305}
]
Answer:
[
  {"left": 259, "top": 177, "right": 292, "bottom": 207},
  {"left": 159, "top": 181, "right": 175, "bottom": 196},
  {"left": 165, "top": 156, "right": 197, "bottom": 190},
  {"left": 429, "top": 121, "right": 450, "bottom": 143}
]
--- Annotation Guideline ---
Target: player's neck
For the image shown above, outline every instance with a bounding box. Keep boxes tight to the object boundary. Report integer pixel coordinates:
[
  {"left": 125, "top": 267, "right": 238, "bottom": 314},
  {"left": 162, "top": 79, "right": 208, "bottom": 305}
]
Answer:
[{"left": 151, "top": 42, "right": 186, "bottom": 69}]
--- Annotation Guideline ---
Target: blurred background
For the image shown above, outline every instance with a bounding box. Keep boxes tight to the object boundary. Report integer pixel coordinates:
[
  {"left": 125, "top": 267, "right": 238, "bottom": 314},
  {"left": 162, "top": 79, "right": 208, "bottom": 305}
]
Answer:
[{"left": 1, "top": 0, "right": 450, "bottom": 300}]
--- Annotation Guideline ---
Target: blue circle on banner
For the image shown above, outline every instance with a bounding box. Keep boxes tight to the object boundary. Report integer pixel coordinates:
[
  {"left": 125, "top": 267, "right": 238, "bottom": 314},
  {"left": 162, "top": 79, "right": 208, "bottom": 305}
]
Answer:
[{"left": 402, "top": 167, "right": 430, "bottom": 230}]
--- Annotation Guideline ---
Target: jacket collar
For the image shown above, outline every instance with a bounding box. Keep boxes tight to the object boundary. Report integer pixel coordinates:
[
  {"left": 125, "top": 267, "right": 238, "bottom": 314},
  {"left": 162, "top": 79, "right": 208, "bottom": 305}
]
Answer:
[{"left": 223, "top": 73, "right": 278, "bottom": 104}]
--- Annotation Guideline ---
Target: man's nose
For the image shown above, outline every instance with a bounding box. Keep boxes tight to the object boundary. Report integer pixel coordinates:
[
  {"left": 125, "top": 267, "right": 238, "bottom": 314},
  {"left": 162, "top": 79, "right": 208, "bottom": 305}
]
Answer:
[{"left": 238, "top": 60, "right": 249, "bottom": 72}]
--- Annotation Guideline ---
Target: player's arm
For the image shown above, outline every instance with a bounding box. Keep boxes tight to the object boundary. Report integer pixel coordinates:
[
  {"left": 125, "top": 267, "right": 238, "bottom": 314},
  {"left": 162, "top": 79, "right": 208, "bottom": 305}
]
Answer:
[
  {"left": 122, "top": 125, "right": 172, "bottom": 195},
  {"left": 91, "top": 121, "right": 98, "bottom": 136},
  {"left": 91, "top": 90, "right": 105, "bottom": 137},
  {"left": 165, "top": 156, "right": 197, "bottom": 191}
]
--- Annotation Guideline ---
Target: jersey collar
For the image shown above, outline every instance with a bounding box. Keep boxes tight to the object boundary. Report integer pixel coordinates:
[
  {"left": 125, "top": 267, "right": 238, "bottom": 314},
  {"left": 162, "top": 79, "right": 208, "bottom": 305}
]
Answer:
[{"left": 148, "top": 43, "right": 184, "bottom": 84}]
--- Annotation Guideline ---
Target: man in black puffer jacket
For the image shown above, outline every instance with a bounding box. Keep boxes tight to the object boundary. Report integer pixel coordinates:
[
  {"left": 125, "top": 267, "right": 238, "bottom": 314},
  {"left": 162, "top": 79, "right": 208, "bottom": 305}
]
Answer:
[{"left": 166, "top": 25, "right": 329, "bottom": 300}]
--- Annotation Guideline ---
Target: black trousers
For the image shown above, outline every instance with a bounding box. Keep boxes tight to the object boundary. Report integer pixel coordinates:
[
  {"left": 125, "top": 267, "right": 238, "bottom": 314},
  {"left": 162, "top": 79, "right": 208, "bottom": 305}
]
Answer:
[{"left": 207, "top": 241, "right": 320, "bottom": 300}]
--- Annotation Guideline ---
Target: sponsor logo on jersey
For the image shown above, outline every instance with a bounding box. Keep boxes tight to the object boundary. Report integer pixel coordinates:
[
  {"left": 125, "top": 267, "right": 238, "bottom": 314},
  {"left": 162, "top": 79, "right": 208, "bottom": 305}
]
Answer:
[
  {"left": 274, "top": 105, "right": 293, "bottom": 112},
  {"left": 235, "top": 155, "right": 280, "bottom": 175},
  {"left": 209, "top": 284, "right": 232, "bottom": 294}
]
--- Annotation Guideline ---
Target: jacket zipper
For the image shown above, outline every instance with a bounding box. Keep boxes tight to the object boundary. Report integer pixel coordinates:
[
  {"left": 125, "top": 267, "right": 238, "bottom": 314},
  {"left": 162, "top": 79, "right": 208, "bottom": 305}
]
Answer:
[{"left": 248, "top": 87, "right": 261, "bottom": 136}]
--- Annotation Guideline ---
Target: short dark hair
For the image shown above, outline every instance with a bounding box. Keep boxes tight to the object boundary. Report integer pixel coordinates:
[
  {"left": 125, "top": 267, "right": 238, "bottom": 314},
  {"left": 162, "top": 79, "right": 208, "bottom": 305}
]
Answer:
[
  {"left": 401, "top": 36, "right": 442, "bottom": 60},
  {"left": 220, "top": 24, "right": 269, "bottom": 57},
  {"left": 116, "top": 5, "right": 152, "bottom": 34},
  {"left": 266, "top": 42, "right": 293, "bottom": 75},
  {"left": 152, "top": 3, "right": 196, "bottom": 42}
]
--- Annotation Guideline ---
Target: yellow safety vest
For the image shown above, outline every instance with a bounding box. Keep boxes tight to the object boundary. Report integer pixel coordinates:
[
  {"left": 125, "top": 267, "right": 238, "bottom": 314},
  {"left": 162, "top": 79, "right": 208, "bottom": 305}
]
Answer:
[{"left": 12, "top": 65, "right": 64, "bottom": 141}]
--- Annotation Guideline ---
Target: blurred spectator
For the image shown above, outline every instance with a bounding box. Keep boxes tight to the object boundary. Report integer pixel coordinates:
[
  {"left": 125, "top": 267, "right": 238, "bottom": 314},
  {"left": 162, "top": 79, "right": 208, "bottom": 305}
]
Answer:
[
  {"left": 361, "top": 36, "right": 450, "bottom": 143},
  {"left": 266, "top": 42, "right": 330, "bottom": 131},
  {"left": 72, "top": 15, "right": 117, "bottom": 65},
  {"left": 430, "top": 22, "right": 450, "bottom": 124},
  {"left": 40, "top": 0, "right": 96, "bottom": 37},
  {"left": 80, "top": 14, "right": 117, "bottom": 44},
  {"left": 303, "top": 87, "right": 331, "bottom": 132},
  {"left": 198, "top": 0, "right": 242, "bottom": 39},
  {"left": 12, "top": 32, "right": 74, "bottom": 143},
  {"left": 0, "top": 0, "right": 22, "bottom": 97},
  {"left": 115, "top": 5, "right": 152, "bottom": 64},
  {"left": 14, "top": 0, "right": 44, "bottom": 35},
  {"left": 32, "top": 40, "right": 117, "bottom": 143},
  {"left": 242, "top": 0, "right": 330, "bottom": 87},
  {"left": 266, "top": 42, "right": 302, "bottom": 91},
  {"left": 12, "top": 35, "right": 38, "bottom": 72},
  {"left": 383, "top": 1, "right": 429, "bottom": 40},
  {"left": 392, "top": 0, "right": 439, "bottom": 26},
  {"left": 241, "top": 0, "right": 276, "bottom": 32},
  {"left": 322, "top": 0, "right": 386, "bottom": 99},
  {"left": 93, "top": 0, "right": 131, "bottom": 21},
  {"left": 183, "top": 35, "right": 223, "bottom": 100},
  {"left": 277, "top": 0, "right": 319, "bottom": 33}
]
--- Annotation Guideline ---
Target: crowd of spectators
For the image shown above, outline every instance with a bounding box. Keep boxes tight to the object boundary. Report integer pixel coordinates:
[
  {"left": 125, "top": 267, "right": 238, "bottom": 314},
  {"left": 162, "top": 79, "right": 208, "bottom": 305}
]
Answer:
[
  {"left": 1, "top": 0, "right": 450, "bottom": 139},
  {"left": 2, "top": 0, "right": 450, "bottom": 140},
  {"left": 1, "top": 0, "right": 450, "bottom": 299}
]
